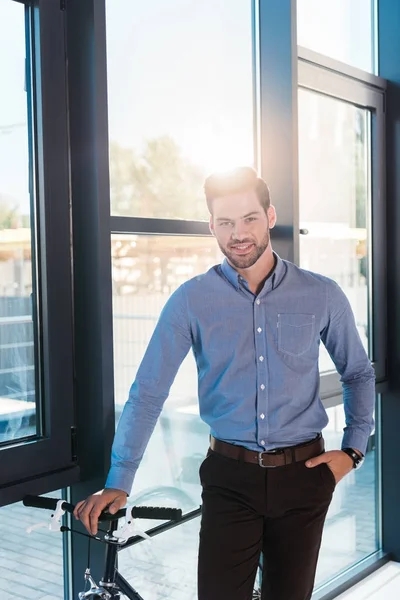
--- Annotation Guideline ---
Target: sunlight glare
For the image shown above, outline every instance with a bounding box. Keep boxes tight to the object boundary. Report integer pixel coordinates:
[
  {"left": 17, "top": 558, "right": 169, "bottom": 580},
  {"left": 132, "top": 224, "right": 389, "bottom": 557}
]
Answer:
[{"left": 178, "top": 121, "right": 254, "bottom": 175}]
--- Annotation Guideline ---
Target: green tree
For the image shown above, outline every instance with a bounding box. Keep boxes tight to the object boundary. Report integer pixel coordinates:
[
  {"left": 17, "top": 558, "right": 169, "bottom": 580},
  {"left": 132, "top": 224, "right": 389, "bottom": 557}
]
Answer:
[
  {"left": 109, "top": 136, "right": 208, "bottom": 220},
  {"left": 0, "top": 196, "right": 19, "bottom": 229}
]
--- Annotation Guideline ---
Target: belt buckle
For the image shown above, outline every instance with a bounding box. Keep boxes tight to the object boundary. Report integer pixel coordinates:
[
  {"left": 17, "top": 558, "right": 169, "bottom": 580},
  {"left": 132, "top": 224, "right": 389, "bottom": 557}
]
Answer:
[{"left": 258, "top": 451, "right": 277, "bottom": 468}]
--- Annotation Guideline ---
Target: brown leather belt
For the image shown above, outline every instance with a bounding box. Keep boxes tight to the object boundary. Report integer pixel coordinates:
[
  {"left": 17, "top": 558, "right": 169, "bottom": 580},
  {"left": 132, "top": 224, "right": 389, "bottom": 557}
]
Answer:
[{"left": 209, "top": 434, "right": 324, "bottom": 468}]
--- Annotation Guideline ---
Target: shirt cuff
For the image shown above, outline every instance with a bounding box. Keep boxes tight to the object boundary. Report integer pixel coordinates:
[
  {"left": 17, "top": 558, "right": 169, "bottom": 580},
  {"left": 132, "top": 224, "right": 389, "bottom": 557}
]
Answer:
[
  {"left": 105, "top": 466, "right": 137, "bottom": 496},
  {"left": 341, "top": 429, "right": 371, "bottom": 456}
]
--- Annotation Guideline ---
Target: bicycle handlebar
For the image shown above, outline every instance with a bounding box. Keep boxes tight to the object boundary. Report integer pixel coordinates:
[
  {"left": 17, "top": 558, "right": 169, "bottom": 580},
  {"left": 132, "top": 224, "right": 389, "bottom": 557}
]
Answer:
[{"left": 23, "top": 495, "right": 183, "bottom": 522}]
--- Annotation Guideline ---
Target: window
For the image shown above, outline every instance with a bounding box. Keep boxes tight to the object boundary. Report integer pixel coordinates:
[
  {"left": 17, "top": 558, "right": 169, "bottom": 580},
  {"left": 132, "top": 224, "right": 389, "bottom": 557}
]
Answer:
[
  {"left": 315, "top": 399, "right": 379, "bottom": 586},
  {"left": 296, "top": 28, "right": 385, "bottom": 595},
  {"left": 106, "top": 0, "right": 254, "bottom": 220},
  {"left": 0, "top": 0, "right": 38, "bottom": 444},
  {"left": 0, "top": 495, "right": 63, "bottom": 599},
  {"left": 297, "top": 0, "right": 376, "bottom": 73},
  {"left": 119, "top": 518, "right": 199, "bottom": 598},
  {"left": 298, "top": 90, "right": 371, "bottom": 374},
  {"left": 0, "top": 0, "right": 76, "bottom": 495},
  {"left": 112, "top": 234, "right": 220, "bottom": 506}
]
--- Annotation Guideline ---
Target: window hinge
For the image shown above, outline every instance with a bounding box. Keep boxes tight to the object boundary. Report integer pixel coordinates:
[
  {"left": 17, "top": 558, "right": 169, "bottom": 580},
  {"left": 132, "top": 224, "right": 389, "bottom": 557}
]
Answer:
[
  {"left": 71, "top": 426, "right": 78, "bottom": 462},
  {"left": 60, "top": 0, "right": 66, "bottom": 11}
]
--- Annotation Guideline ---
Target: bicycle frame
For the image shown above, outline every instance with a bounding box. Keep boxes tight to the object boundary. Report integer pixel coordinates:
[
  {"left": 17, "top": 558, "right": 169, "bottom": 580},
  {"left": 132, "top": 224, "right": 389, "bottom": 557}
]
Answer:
[
  {"left": 98, "top": 508, "right": 201, "bottom": 599},
  {"left": 23, "top": 496, "right": 261, "bottom": 598}
]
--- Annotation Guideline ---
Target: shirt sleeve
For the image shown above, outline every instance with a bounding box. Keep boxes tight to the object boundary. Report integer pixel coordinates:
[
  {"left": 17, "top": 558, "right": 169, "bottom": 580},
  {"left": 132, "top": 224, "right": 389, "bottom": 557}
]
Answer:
[
  {"left": 105, "top": 285, "right": 192, "bottom": 495},
  {"left": 320, "top": 280, "right": 376, "bottom": 455}
]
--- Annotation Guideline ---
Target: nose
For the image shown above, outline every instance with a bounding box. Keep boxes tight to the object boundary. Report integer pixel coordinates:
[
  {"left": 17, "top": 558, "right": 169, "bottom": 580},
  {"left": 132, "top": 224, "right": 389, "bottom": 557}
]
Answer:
[{"left": 232, "top": 220, "right": 249, "bottom": 240}]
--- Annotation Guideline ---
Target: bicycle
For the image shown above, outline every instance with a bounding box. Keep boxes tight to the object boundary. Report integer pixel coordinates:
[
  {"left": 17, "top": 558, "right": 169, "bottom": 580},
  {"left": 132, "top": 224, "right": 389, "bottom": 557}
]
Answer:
[{"left": 23, "top": 494, "right": 201, "bottom": 599}]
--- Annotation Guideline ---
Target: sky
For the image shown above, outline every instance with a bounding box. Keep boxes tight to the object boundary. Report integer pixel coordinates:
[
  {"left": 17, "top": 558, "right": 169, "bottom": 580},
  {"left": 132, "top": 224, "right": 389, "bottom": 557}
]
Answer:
[
  {"left": 105, "top": 0, "right": 254, "bottom": 173},
  {"left": 0, "top": 0, "right": 29, "bottom": 213},
  {"left": 0, "top": 0, "right": 374, "bottom": 216}
]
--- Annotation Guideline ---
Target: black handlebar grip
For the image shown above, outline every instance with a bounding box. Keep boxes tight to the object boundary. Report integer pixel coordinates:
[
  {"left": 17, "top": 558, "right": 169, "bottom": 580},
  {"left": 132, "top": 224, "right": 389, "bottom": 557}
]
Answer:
[
  {"left": 23, "top": 496, "right": 183, "bottom": 524},
  {"left": 98, "top": 507, "right": 127, "bottom": 522},
  {"left": 23, "top": 495, "right": 74, "bottom": 513},
  {"left": 130, "top": 506, "right": 182, "bottom": 521}
]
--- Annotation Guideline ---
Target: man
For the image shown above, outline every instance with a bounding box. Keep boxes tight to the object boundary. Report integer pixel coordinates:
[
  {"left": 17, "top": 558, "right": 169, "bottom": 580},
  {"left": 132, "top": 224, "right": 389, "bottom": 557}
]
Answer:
[{"left": 75, "top": 167, "right": 375, "bottom": 600}]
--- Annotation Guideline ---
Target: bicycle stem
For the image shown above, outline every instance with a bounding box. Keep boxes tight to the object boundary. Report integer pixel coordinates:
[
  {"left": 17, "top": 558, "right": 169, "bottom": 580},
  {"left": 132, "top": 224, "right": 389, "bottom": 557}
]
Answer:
[{"left": 102, "top": 519, "right": 120, "bottom": 584}]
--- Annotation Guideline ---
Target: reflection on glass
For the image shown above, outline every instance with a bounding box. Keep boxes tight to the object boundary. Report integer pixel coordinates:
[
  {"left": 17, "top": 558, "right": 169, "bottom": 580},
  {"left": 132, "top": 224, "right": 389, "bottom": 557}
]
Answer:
[
  {"left": 298, "top": 89, "right": 371, "bottom": 373},
  {"left": 106, "top": 0, "right": 254, "bottom": 219},
  {"left": 119, "top": 517, "right": 199, "bottom": 599},
  {"left": 112, "top": 235, "right": 221, "bottom": 509},
  {"left": 297, "top": 0, "right": 375, "bottom": 73},
  {"left": 0, "top": 1, "right": 37, "bottom": 443},
  {"left": 0, "top": 493, "right": 64, "bottom": 599},
  {"left": 315, "top": 402, "right": 378, "bottom": 586}
]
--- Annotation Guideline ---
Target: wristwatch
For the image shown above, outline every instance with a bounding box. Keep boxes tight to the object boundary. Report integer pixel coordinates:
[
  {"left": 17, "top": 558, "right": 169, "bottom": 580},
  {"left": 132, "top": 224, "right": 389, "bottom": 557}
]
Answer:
[{"left": 342, "top": 448, "right": 364, "bottom": 469}]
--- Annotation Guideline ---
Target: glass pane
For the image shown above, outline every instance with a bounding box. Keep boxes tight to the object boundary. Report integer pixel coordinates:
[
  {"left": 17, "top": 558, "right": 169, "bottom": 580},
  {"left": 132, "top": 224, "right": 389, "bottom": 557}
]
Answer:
[
  {"left": 106, "top": 0, "right": 254, "bottom": 219},
  {"left": 298, "top": 89, "right": 371, "bottom": 374},
  {"left": 0, "top": 0, "right": 38, "bottom": 443},
  {"left": 119, "top": 517, "right": 199, "bottom": 599},
  {"left": 112, "top": 234, "right": 221, "bottom": 507},
  {"left": 315, "top": 401, "right": 378, "bottom": 586},
  {"left": 297, "top": 0, "right": 375, "bottom": 73},
  {"left": 0, "top": 494, "right": 63, "bottom": 599}
]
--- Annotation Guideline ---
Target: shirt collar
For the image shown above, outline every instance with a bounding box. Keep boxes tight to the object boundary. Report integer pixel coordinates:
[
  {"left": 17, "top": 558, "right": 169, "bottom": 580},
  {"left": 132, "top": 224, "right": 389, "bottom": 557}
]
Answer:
[{"left": 220, "top": 252, "right": 286, "bottom": 293}]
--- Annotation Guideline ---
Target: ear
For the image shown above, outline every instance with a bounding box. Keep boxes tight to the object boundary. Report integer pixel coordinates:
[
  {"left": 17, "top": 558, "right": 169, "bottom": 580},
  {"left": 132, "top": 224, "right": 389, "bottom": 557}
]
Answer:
[
  {"left": 209, "top": 216, "right": 215, "bottom": 236},
  {"left": 267, "top": 205, "right": 277, "bottom": 229}
]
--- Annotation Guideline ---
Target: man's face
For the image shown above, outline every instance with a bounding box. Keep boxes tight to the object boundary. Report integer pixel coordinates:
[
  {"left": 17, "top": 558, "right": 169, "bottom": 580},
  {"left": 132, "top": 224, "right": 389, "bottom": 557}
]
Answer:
[{"left": 209, "top": 189, "right": 276, "bottom": 270}]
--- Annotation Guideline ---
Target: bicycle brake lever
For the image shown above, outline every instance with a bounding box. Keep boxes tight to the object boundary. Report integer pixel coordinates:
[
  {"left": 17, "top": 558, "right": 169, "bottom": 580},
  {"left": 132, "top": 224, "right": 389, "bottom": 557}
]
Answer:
[
  {"left": 26, "top": 499, "right": 66, "bottom": 533},
  {"left": 112, "top": 518, "right": 151, "bottom": 544},
  {"left": 26, "top": 521, "right": 48, "bottom": 533}
]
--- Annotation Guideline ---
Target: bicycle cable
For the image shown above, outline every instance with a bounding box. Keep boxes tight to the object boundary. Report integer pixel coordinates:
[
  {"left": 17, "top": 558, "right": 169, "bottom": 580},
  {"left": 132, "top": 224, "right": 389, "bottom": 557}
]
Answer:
[{"left": 60, "top": 525, "right": 110, "bottom": 543}]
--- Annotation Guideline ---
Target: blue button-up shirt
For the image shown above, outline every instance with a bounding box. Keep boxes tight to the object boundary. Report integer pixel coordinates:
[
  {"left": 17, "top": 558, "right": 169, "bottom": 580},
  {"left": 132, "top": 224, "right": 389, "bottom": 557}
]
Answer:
[{"left": 106, "top": 254, "right": 375, "bottom": 494}]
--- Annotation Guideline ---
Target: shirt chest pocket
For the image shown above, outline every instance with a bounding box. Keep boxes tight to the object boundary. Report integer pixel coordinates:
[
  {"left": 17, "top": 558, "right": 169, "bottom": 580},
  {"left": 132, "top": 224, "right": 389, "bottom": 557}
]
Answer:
[{"left": 277, "top": 313, "right": 315, "bottom": 357}]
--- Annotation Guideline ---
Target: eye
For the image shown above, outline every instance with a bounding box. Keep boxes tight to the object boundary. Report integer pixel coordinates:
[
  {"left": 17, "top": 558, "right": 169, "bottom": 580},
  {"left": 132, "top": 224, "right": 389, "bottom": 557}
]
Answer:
[
  {"left": 219, "top": 221, "right": 233, "bottom": 227},
  {"left": 245, "top": 217, "right": 257, "bottom": 223}
]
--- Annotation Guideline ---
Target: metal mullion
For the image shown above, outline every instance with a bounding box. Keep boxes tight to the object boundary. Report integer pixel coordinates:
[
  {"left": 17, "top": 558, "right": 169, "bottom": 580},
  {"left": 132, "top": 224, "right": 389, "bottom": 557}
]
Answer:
[
  {"left": 298, "top": 61, "right": 385, "bottom": 109},
  {"left": 110, "top": 216, "right": 211, "bottom": 237},
  {"left": 298, "top": 46, "right": 386, "bottom": 91},
  {"left": 378, "top": 0, "right": 400, "bottom": 566},
  {"left": 110, "top": 217, "right": 295, "bottom": 242},
  {"left": 254, "top": 0, "right": 299, "bottom": 262},
  {"left": 370, "top": 99, "right": 387, "bottom": 383}
]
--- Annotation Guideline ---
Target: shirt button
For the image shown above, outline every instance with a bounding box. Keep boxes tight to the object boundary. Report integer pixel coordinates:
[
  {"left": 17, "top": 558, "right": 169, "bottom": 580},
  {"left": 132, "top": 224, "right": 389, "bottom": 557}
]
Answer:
[
  {"left": 261, "top": 440, "right": 265, "bottom": 445},
  {"left": 260, "top": 413, "right": 265, "bottom": 419},
  {"left": 260, "top": 384, "right": 265, "bottom": 390},
  {"left": 256, "top": 299, "right": 260, "bottom": 305},
  {"left": 259, "top": 356, "right": 264, "bottom": 362},
  {"left": 257, "top": 327, "right": 262, "bottom": 333}
]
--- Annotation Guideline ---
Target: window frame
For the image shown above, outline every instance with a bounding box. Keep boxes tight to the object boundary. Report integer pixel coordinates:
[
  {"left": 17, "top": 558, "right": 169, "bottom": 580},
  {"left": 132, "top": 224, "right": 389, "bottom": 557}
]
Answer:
[
  {"left": 296, "top": 0, "right": 378, "bottom": 75},
  {"left": 297, "top": 55, "right": 387, "bottom": 395},
  {"left": 0, "top": 0, "right": 79, "bottom": 504}
]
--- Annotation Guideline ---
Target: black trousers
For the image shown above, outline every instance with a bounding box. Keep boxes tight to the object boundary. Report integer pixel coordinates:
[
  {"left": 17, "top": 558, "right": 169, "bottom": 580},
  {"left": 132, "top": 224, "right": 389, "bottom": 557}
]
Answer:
[{"left": 198, "top": 448, "right": 335, "bottom": 600}]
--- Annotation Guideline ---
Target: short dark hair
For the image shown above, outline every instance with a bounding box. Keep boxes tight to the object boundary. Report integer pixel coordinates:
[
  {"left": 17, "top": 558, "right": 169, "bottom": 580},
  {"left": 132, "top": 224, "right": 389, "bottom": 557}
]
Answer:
[{"left": 204, "top": 167, "right": 271, "bottom": 215}]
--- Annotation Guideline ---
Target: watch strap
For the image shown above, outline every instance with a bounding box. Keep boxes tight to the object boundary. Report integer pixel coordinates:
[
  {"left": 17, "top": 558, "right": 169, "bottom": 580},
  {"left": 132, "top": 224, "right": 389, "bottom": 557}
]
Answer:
[{"left": 342, "top": 447, "right": 363, "bottom": 468}]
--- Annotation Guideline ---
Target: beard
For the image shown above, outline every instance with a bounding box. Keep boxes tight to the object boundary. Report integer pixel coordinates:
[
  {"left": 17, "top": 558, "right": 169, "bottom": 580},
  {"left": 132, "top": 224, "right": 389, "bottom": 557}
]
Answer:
[{"left": 218, "top": 229, "right": 270, "bottom": 270}]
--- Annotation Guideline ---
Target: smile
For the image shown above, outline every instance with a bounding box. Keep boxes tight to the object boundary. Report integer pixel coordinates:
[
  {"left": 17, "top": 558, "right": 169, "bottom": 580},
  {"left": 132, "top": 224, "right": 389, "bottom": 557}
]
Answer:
[{"left": 230, "top": 243, "right": 254, "bottom": 254}]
